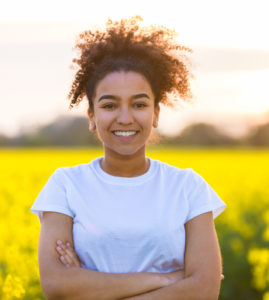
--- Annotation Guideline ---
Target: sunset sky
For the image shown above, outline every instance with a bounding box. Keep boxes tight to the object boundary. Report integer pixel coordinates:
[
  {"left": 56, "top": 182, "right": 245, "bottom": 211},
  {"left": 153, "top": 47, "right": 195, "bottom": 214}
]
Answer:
[{"left": 1, "top": 0, "right": 269, "bottom": 137}]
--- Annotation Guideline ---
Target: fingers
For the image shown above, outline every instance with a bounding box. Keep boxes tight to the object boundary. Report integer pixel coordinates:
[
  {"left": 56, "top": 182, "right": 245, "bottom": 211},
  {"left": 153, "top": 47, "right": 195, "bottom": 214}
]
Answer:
[
  {"left": 66, "top": 243, "right": 81, "bottom": 267},
  {"left": 56, "top": 240, "right": 81, "bottom": 268},
  {"left": 57, "top": 242, "right": 75, "bottom": 267},
  {"left": 55, "top": 240, "right": 225, "bottom": 281},
  {"left": 56, "top": 242, "right": 72, "bottom": 267}
]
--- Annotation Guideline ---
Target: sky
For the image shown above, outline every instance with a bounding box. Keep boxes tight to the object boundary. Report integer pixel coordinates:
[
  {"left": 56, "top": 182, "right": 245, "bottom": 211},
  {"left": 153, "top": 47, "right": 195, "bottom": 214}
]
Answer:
[{"left": 1, "top": 0, "right": 269, "bottom": 137}]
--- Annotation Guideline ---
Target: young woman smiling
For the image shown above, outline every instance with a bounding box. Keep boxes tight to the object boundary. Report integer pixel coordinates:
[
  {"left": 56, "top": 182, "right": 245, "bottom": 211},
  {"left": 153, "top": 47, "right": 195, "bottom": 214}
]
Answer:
[{"left": 31, "top": 16, "right": 227, "bottom": 300}]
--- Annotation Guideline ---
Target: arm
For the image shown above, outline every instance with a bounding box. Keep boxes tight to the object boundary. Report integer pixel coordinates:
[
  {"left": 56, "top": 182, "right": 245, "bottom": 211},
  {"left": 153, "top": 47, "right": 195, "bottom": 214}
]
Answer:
[
  {"left": 121, "top": 211, "right": 223, "bottom": 300},
  {"left": 38, "top": 212, "right": 172, "bottom": 300}
]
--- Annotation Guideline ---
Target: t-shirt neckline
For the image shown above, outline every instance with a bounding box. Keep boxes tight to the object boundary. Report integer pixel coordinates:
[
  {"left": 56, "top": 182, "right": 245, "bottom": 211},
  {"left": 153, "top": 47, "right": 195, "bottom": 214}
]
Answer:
[{"left": 90, "top": 156, "right": 157, "bottom": 185}]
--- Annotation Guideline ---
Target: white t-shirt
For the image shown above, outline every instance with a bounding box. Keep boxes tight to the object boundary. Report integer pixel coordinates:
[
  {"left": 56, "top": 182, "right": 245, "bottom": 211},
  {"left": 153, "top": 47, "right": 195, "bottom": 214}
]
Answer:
[{"left": 30, "top": 156, "right": 226, "bottom": 273}]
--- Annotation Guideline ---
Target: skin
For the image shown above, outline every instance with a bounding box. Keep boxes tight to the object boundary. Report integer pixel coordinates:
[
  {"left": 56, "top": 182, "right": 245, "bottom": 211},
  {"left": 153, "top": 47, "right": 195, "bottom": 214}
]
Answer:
[
  {"left": 87, "top": 70, "right": 160, "bottom": 177},
  {"left": 55, "top": 70, "right": 225, "bottom": 284},
  {"left": 55, "top": 240, "right": 223, "bottom": 281}
]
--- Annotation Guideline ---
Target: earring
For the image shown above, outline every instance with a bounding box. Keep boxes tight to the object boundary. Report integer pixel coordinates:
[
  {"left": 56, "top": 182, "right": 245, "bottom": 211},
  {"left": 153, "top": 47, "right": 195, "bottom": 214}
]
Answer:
[{"left": 89, "top": 121, "right": 95, "bottom": 131}]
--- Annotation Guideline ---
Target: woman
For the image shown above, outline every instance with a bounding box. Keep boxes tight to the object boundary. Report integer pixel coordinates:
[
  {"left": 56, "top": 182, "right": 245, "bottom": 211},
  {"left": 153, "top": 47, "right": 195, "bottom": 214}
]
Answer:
[{"left": 31, "top": 16, "right": 226, "bottom": 299}]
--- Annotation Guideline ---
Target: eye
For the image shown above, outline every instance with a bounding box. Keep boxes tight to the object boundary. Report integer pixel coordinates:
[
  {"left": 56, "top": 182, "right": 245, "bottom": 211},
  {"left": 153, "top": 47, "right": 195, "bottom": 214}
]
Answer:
[
  {"left": 134, "top": 103, "right": 147, "bottom": 108},
  {"left": 102, "top": 103, "right": 116, "bottom": 109}
]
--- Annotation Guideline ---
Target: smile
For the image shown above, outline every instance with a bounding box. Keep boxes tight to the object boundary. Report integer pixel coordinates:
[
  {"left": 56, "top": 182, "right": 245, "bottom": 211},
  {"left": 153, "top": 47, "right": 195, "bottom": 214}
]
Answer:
[{"left": 113, "top": 131, "right": 137, "bottom": 137}]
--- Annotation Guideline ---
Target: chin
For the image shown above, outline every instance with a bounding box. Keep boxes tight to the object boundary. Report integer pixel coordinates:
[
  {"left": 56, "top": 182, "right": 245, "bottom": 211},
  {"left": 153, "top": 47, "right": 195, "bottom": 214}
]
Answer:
[
  {"left": 106, "top": 145, "right": 146, "bottom": 157},
  {"left": 114, "top": 149, "right": 142, "bottom": 156}
]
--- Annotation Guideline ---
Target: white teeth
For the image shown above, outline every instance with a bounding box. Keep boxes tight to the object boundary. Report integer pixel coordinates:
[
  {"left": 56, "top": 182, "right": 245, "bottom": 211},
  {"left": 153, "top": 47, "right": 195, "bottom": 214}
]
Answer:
[{"left": 114, "top": 131, "right": 137, "bottom": 136}]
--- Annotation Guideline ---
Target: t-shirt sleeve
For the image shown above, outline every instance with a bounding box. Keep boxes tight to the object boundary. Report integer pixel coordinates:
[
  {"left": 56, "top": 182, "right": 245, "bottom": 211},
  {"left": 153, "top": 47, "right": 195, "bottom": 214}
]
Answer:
[
  {"left": 185, "top": 169, "right": 227, "bottom": 224},
  {"left": 30, "top": 169, "right": 74, "bottom": 224}
]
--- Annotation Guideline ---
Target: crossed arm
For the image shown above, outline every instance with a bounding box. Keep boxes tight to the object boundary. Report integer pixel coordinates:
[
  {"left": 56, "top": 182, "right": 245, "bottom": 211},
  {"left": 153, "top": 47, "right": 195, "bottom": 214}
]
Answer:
[{"left": 38, "top": 211, "right": 224, "bottom": 300}]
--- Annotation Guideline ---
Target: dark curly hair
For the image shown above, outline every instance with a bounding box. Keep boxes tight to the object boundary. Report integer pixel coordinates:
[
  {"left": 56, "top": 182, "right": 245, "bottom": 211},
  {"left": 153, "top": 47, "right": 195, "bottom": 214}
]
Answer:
[{"left": 67, "top": 15, "right": 194, "bottom": 112}]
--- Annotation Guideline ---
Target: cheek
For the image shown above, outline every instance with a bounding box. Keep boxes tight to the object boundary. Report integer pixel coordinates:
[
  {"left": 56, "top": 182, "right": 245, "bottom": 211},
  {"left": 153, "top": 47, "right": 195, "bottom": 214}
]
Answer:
[
  {"left": 135, "top": 111, "right": 154, "bottom": 127},
  {"left": 94, "top": 112, "right": 113, "bottom": 131}
]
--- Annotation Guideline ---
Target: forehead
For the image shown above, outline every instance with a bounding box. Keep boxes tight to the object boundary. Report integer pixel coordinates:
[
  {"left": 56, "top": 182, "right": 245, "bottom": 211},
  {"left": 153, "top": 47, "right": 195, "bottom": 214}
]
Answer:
[{"left": 94, "top": 71, "right": 154, "bottom": 97}]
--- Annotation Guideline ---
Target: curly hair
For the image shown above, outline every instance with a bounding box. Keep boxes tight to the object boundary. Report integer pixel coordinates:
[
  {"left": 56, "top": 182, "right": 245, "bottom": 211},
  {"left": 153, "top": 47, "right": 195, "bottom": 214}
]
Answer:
[{"left": 67, "top": 15, "right": 194, "bottom": 111}]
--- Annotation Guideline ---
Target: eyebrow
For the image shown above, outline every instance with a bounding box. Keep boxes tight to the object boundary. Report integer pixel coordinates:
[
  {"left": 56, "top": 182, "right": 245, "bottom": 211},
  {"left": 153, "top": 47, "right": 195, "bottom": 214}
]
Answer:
[{"left": 98, "top": 93, "right": 150, "bottom": 102}]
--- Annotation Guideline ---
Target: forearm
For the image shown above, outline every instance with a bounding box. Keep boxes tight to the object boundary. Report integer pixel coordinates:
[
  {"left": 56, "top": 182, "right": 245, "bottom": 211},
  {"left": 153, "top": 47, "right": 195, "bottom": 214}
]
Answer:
[
  {"left": 120, "top": 274, "right": 220, "bottom": 300},
  {"left": 46, "top": 266, "right": 170, "bottom": 300}
]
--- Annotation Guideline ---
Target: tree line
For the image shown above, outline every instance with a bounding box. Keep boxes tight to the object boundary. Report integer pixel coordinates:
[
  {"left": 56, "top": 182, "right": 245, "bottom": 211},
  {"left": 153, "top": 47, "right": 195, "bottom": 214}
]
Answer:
[{"left": 1, "top": 115, "right": 269, "bottom": 147}]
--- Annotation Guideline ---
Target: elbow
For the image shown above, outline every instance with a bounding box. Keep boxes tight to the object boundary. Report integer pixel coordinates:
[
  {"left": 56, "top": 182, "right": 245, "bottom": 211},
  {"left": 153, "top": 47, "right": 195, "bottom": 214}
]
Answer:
[
  {"left": 40, "top": 280, "right": 57, "bottom": 300},
  {"left": 194, "top": 274, "right": 221, "bottom": 300},
  {"left": 40, "top": 274, "right": 66, "bottom": 300}
]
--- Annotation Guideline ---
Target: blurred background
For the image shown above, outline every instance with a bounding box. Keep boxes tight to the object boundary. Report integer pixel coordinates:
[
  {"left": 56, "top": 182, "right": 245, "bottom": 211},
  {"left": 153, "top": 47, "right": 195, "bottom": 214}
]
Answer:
[
  {"left": 1, "top": 0, "right": 269, "bottom": 299},
  {"left": 0, "top": 0, "right": 269, "bottom": 147}
]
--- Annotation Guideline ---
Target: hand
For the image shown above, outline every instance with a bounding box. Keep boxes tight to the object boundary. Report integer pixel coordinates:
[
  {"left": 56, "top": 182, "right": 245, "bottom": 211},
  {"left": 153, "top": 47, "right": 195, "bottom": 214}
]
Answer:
[
  {"left": 164, "top": 269, "right": 224, "bottom": 285},
  {"left": 56, "top": 240, "right": 82, "bottom": 268}
]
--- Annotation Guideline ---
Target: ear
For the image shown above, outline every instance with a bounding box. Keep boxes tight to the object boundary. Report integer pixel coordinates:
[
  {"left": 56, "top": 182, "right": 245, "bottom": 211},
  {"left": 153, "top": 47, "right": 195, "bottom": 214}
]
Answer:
[
  {"left": 87, "top": 107, "right": 96, "bottom": 132},
  {"left": 153, "top": 104, "right": 160, "bottom": 128}
]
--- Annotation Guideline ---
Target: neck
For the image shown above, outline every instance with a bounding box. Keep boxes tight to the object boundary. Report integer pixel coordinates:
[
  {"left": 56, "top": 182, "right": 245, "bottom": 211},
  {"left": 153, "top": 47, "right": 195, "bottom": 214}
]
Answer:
[{"left": 101, "top": 147, "right": 149, "bottom": 177}]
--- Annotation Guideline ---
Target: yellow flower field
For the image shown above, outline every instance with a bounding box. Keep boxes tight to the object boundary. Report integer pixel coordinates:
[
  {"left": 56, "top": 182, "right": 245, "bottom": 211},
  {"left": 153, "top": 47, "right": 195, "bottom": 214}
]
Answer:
[{"left": 0, "top": 147, "right": 269, "bottom": 299}]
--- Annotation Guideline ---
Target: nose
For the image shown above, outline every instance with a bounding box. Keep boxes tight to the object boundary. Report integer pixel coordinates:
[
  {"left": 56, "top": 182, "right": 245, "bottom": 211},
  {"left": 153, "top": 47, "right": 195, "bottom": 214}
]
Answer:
[{"left": 117, "top": 105, "right": 134, "bottom": 125}]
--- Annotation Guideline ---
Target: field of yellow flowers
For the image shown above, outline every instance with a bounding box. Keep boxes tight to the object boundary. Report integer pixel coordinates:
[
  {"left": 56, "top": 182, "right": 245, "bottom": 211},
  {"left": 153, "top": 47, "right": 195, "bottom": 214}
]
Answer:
[{"left": 0, "top": 147, "right": 269, "bottom": 299}]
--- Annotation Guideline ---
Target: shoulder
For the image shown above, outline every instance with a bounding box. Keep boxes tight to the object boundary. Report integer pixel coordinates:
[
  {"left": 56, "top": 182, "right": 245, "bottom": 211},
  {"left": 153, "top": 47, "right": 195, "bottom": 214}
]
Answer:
[
  {"left": 151, "top": 159, "right": 208, "bottom": 192},
  {"left": 52, "top": 162, "right": 92, "bottom": 182},
  {"left": 187, "top": 168, "right": 206, "bottom": 183},
  {"left": 56, "top": 162, "right": 90, "bottom": 174},
  {"left": 150, "top": 158, "right": 194, "bottom": 186},
  {"left": 152, "top": 158, "right": 195, "bottom": 178}
]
